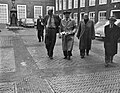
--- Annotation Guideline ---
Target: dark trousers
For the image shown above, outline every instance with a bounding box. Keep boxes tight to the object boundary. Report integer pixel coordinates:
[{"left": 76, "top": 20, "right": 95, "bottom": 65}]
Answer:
[
  {"left": 38, "top": 30, "right": 44, "bottom": 42},
  {"left": 63, "top": 51, "right": 72, "bottom": 57},
  {"left": 45, "top": 28, "right": 56, "bottom": 57},
  {"left": 105, "top": 54, "right": 114, "bottom": 63},
  {"left": 80, "top": 49, "right": 89, "bottom": 56}
]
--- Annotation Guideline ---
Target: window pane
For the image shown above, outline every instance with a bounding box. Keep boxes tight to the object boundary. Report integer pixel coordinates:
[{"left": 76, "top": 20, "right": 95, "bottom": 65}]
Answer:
[
  {"left": 99, "top": 11, "right": 106, "bottom": 21},
  {"left": 59, "top": 0, "right": 62, "bottom": 10},
  {"left": 34, "top": 6, "right": 43, "bottom": 18},
  {"left": 68, "top": 0, "right": 72, "bottom": 9},
  {"left": 63, "top": 0, "right": 67, "bottom": 10},
  {"left": 89, "top": 0, "right": 95, "bottom": 6},
  {"left": 99, "top": 0, "right": 107, "bottom": 4},
  {"left": 17, "top": 5, "right": 26, "bottom": 19},
  {"left": 74, "top": 0, "right": 78, "bottom": 8},
  {"left": 56, "top": 0, "right": 58, "bottom": 11},
  {"left": 80, "top": 0, "right": 85, "bottom": 7},
  {"left": 0, "top": 4, "right": 8, "bottom": 23}
]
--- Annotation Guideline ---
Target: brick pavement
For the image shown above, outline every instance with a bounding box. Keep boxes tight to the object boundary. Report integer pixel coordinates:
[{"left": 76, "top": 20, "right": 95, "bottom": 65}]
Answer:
[{"left": 0, "top": 28, "right": 120, "bottom": 93}]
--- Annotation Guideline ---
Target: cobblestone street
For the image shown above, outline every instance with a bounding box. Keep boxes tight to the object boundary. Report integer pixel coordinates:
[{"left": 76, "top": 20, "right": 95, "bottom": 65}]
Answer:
[{"left": 0, "top": 27, "right": 120, "bottom": 93}]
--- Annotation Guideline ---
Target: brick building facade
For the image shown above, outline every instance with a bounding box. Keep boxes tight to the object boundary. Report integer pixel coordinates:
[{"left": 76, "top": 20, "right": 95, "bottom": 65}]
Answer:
[
  {"left": 55, "top": 0, "right": 120, "bottom": 24},
  {"left": 0, "top": 0, "right": 55, "bottom": 23}
]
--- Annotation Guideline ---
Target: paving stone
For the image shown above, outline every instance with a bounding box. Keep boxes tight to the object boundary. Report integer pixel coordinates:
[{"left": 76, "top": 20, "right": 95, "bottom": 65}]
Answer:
[
  {"left": 0, "top": 82, "right": 17, "bottom": 93},
  {"left": 0, "top": 48, "right": 15, "bottom": 73},
  {"left": 0, "top": 36, "right": 13, "bottom": 48}
]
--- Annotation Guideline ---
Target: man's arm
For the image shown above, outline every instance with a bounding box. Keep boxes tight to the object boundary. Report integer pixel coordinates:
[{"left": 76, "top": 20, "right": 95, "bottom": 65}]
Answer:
[{"left": 76, "top": 22, "right": 81, "bottom": 39}]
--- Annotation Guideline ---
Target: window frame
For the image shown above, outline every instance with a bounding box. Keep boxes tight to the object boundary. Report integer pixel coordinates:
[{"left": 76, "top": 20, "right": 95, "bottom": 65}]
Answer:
[
  {"left": 68, "top": 0, "right": 72, "bottom": 9},
  {"left": 89, "top": 12, "right": 95, "bottom": 22},
  {"left": 63, "top": 0, "right": 67, "bottom": 10},
  {"left": 0, "top": 4, "right": 8, "bottom": 23},
  {"left": 34, "top": 6, "right": 43, "bottom": 19},
  {"left": 17, "top": 5, "right": 26, "bottom": 20},
  {"left": 89, "top": 0, "right": 95, "bottom": 6},
  {"left": 98, "top": 11, "right": 107, "bottom": 21},
  {"left": 99, "top": 0, "right": 107, "bottom": 5},
  {"left": 111, "top": 0, "right": 120, "bottom": 3},
  {"left": 74, "top": 0, "right": 78, "bottom": 8},
  {"left": 80, "top": 0, "right": 85, "bottom": 7}
]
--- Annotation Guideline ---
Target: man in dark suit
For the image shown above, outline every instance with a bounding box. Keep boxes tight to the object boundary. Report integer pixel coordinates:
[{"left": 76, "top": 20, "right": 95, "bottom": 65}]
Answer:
[
  {"left": 43, "top": 8, "right": 61, "bottom": 59},
  {"left": 104, "top": 16, "right": 120, "bottom": 67},
  {"left": 36, "top": 15, "right": 44, "bottom": 42}
]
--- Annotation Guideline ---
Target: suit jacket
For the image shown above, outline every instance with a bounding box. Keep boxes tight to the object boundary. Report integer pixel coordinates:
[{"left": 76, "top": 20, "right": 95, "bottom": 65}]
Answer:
[
  {"left": 36, "top": 19, "right": 44, "bottom": 30},
  {"left": 43, "top": 14, "right": 61, "bottom": 33}
]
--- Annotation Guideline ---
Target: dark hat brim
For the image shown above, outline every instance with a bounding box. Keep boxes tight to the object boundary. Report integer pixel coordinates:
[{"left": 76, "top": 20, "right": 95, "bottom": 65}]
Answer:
[
  {"left": 108, "top": 17, "right": 117, "bottom": 21},
  {"left": 63, "top": 11, "right": 71, "bottom": 15}
]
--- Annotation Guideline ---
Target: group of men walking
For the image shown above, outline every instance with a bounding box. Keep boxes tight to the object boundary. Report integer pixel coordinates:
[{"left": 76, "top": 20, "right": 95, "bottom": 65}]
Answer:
[{"left": 36, "top": 8, "right": 120, "bottom": 67}]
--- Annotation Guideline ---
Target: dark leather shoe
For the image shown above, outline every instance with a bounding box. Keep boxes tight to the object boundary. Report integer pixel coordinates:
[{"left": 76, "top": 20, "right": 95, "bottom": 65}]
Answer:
[
  {"left": 49, "top": 57, "right": 53, "bottom": 59},
  {"left": 63, "top": 56, "right": 67, "bottom": 59},
  {"left": 81, "top": 56, "right": 84, "bottom": 59}
]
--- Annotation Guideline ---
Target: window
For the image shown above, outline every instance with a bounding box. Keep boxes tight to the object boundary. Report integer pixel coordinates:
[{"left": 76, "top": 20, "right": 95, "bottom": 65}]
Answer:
[
  {"left": 112, "top": 0, "right": 120, "bottom": 3},
  {"left": 59, "top": 0, "right": 62, "bottom": 10},
  {"left": 89, "top": 0, "right": 95, "bottom": 6},
  {"left": 34, "top": 6, "right": 43, "bottom": 19},
  {"left": 0, "top": 4, "right": 8, "bottom": 23},
  {"left": 68, "top": 0, "right": 72, "bottom": 9},
  {"left": 63, "top": 0, "right": 67, "bottom": 10},
  {"left": 46, "top": 6, "right": 54, "bottom": 14},
  {"left": 17, "top": 5, "right": 26, "bottom": 20},
  {"left": 98, "top": 11, "right": 106, "bottom": 21},
  {"left": 74, "top": 0, "right": 78, "bottom": 8},
  {"left": 99, "top": 0, "right": 107, "bottom": 5},
  {"left": 73, "top": 13, "right": 78, "bottom": 24},
  {"left": 80, "top": 0, "right": 85, "bottom": 7},
  {"left": 89, "top": 12, "right": 95, "bottom": 22},
  {"left": 56, "top": 0, "right": 58, "bottom": 11}
]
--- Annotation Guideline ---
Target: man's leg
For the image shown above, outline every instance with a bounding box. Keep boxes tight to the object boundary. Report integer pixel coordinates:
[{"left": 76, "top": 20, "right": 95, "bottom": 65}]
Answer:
[
  {"left": 80, "top": 49, "right": 85, "bottom": 58},
  {"left": 63, "top": 51, "right": 67, "bottom": 59},
  {"left": 105, "top": 54, "right": 110, "bottom": 67},
  {"left": 86, "top": 49, "right": 89, "bottom": 56},
  {"left": 45, "top": 29, "right": 50, "bottom": 57},
  {"left": 49, "top": 29, "right": 56, "bottom": 59},
  {"left": 37, "top": 30, "right": 41, "bottom": 42}
]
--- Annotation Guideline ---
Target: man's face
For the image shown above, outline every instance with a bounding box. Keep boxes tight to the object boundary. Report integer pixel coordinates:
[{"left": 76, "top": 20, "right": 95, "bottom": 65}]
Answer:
[
  {"left": 109, "top": 20, "right": 115, "bottom": 25},
  {"left": 48, "top": 10, "right": 53, "bottom": 15},
  {"left": 65, "top": 14, "right": 70, "bottom": 19},
  {"left": 84, "top": 15, "right": 89, "bottom": 20}
]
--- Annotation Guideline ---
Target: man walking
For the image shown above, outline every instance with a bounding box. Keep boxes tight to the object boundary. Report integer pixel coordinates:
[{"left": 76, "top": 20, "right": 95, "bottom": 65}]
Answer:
[
  {"left": 104, "top": 16, "right": 120, "bottom": 67},
  {"left": 36, "top": 15, "right": 44, "bottom": 42},
  {"left": 76, "top": 13, "right": 95, "bottom": 58},
  {"left": 43, "top": 8, "right": 61, "bottom": 59},
  {"left": 60, "top": 11, "right": 77, "bottom": 60}
]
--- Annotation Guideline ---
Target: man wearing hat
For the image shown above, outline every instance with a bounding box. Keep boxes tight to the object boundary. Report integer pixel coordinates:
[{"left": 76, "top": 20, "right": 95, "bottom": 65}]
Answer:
[
  {"left": 76, "top": 13, "right": 95, "bottom": 58},
  {"left": 60, "top": 11, "right": 77, "bottom": 60},
  {"left": 36, "top": 15, "right": 44, "bottom": 42},
  {"left": 104, "top": 16, "right": 120, "bottom": 67},
  {"left": 43, "top": 8, "right": 61, "bottom": 59}
]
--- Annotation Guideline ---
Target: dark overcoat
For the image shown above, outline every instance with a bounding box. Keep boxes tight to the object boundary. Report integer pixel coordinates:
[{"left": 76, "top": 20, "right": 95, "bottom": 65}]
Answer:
[
  {"left": 104, "top": 24, "right": 120, "bottom": 56},
  {"left": 76, "top": 20, "right": 95, "bottom": 50}
]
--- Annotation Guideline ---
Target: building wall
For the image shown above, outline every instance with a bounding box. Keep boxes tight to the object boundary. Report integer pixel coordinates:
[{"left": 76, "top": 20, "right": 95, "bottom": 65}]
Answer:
[
  {"left": 0, "top": 0, "right": 54, "bottom": 23},
  {"left": 55, "top": 0, "right": 120, "bottom": 24}
]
